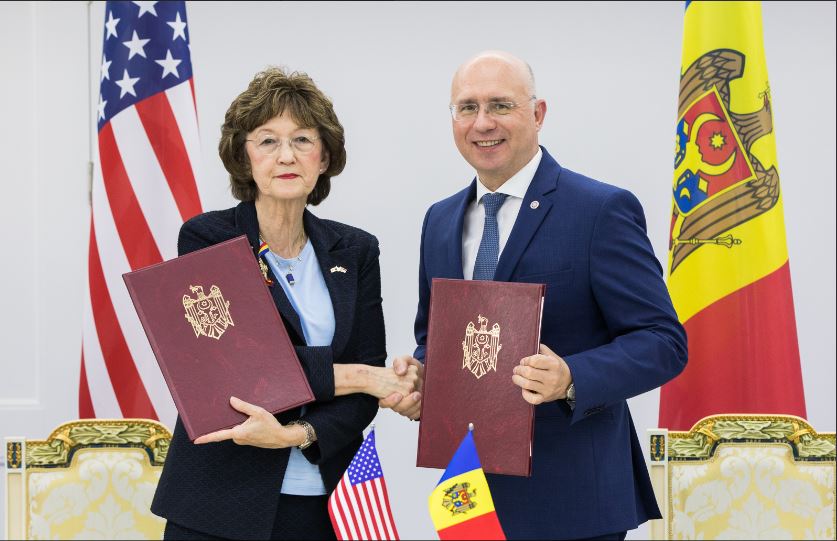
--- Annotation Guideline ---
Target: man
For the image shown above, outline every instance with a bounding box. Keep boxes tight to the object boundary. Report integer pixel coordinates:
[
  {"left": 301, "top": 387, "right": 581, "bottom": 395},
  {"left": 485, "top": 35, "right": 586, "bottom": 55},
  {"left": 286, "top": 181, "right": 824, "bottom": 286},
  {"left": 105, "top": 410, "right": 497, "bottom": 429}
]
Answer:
[{"left": 381, "top": 51, "right": 687, "bottom": 539}]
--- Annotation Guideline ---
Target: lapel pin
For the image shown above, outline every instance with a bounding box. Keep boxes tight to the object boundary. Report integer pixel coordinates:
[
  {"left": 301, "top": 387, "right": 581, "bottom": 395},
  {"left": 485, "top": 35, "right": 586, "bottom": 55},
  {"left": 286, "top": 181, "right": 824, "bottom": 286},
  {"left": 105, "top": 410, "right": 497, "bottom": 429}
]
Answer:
[
  {"left": 530, "top": 200, "right": 540, "bottom": 210},
  {"left": 258, "top": 259, "right": 274, "bottom": 286},
  {"left": 330, "top": 266, "right": 348, "bottom": 274}
]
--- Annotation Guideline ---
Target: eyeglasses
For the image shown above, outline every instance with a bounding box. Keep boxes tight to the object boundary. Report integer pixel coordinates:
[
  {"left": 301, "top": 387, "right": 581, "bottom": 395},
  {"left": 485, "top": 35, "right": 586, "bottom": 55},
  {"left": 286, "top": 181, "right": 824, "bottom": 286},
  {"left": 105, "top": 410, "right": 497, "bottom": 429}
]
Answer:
[
  {"left": 449, "top": 96, "right": 537, "bottom": 122},
  {"left": 245, "top": 134, "right": 321, "bottom": 156}
]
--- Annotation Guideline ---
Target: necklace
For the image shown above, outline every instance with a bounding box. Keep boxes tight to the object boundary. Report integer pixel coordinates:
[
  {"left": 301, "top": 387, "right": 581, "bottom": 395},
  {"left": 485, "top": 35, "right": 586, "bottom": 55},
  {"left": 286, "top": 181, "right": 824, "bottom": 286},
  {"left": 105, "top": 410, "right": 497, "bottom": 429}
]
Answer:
[
  {"left": 274, "top": 252, "right": 303, "bottom": 286},
  {"left": 258, "top": 232, "right": 306, "bottom": 286}
]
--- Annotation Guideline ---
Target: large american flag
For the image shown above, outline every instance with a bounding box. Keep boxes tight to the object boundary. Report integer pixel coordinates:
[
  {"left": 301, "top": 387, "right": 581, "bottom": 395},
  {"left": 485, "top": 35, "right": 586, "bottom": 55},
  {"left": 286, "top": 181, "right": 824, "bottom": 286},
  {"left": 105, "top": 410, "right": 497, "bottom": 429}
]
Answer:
[
  {"left": 80, "top": 1, "right": 202, "bottom": 426},
  {"left": 329, "top": 429, "right": 401, "bottom": 540}
]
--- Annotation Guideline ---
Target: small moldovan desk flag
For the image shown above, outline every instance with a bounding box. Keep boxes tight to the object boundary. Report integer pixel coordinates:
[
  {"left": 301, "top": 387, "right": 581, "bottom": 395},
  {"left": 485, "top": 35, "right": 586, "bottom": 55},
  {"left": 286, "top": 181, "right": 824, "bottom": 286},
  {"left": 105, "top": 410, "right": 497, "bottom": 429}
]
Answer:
[{"left": 428, "top": 428, "right": 505, "bottom": 540}]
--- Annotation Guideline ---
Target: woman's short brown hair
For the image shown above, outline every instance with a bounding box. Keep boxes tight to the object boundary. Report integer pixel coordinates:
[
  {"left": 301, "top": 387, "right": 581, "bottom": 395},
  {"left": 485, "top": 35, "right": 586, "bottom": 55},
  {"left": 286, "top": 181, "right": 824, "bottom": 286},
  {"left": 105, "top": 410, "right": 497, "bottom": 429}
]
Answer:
[{"left": 218, "top": 67, "right": 346, "bottom": 204}]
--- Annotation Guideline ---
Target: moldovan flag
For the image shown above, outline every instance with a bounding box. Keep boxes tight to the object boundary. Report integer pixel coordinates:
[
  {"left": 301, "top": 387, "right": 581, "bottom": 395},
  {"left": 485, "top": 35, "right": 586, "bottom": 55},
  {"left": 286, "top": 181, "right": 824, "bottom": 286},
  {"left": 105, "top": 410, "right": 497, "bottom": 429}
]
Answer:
[
  {"left": 659, "top": 1, "right": 806, "bottom": 430},
  {"left": 428, "top": 430, "right": 505, "bottom": 540}
]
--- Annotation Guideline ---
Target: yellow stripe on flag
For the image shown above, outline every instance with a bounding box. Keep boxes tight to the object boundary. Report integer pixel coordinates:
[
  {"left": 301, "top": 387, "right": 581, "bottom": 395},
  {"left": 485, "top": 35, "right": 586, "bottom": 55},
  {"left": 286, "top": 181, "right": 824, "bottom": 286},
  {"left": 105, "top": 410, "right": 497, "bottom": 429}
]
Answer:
[
  {"left": 682, "top": 2, "right": 771, "bottom": 115},
  {"left": 669, "top": 196, "right": 789, "bottom": 323},
  {"left": 428, "top": 469, "right": 496, "bottom": 531},
  {"left": 668, "top": 0, "right": 789, "bottom": 321}
]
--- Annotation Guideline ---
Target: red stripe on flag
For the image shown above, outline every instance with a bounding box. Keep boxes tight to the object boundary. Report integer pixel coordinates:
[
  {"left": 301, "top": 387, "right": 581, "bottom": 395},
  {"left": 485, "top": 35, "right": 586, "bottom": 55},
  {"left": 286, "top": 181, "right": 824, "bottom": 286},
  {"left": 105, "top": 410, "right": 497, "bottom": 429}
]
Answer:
[
  {"left": 327, "top": 489, "right": 345, "bottom": 539},
  {"left": 350, "top": 483, "right": 371, "bottom": 539},
  {"left": 98, "top": 122, "right": 162, "bottom": 270},
  {"left": 79, "top": 352, "right": 95, "bottom": 418},
  {"left": 437, "top": 510, "right": 506, "bottom": 540},
  {"left": 331, "top": 479, "right": 356, "bottom": 540},
  {"left": 358, "top": 483, "right": 382, "bottom": 540},
  {"left": 135, "top": 92, "right": 202, "bottom": 221},
  {"left": 344, "top": 483, "right": 366, "bottom": 539},
  {"left": 352, "top": 485, "right": 375, "bottom": 539},
  {"left": 189, "top": 77, "right": 198, "bottom": 117},
  {"left": 377, "top": 478, "right": 399, "bottom": 539},
  {"left": 659, "top": 261, "right": 806, "bottom": 430},
  {"left": 88, "top": 223, "right": 158, "bottom": 419}
]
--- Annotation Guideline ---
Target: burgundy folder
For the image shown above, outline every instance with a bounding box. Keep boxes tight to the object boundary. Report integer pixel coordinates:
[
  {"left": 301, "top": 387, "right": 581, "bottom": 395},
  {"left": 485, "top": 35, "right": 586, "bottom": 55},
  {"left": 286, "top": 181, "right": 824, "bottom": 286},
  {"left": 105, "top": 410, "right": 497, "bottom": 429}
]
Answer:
[
  {"left": 417, "top": 278, "right": 545, "bottom": 477},
  {"left": 123, "top": 235, "right": 314, "bottom": 441}
]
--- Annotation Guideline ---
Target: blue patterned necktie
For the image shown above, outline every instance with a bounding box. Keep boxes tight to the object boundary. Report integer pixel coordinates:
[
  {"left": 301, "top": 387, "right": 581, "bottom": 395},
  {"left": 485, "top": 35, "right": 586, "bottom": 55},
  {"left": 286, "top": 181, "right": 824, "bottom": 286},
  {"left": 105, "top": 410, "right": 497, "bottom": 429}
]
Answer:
[{"left": 472, "top": 192, "right": 508, "bottom": 280}]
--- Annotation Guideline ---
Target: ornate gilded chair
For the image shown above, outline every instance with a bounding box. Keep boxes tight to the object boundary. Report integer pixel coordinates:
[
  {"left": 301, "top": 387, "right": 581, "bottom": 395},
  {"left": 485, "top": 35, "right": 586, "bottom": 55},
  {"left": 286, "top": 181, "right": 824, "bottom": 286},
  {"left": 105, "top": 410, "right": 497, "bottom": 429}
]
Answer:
[
  {"left": 5, "top": 419, "right": 171, "bottom": 540},
  {"left": 647, "top": 414, "right": 836, "bottom": 540}
]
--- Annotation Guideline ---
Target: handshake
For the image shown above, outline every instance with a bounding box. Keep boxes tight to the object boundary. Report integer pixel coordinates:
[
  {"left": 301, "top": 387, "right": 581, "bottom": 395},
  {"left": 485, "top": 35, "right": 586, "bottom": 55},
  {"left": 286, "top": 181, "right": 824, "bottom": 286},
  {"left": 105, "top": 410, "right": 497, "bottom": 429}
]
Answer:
[
  {"left": 362, "top": 343, "right": 573, "bottom": 421},
  {"left": 364, "top": 356, "right": 425, "bottom": 421}
]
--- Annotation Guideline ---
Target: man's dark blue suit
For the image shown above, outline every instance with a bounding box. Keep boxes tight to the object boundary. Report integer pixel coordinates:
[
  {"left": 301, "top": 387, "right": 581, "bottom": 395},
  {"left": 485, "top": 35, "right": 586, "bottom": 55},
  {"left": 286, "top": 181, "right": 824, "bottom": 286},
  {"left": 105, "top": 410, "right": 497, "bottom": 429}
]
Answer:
[{"left": 413, "top": 147, "right": 688, "bottom": 539}]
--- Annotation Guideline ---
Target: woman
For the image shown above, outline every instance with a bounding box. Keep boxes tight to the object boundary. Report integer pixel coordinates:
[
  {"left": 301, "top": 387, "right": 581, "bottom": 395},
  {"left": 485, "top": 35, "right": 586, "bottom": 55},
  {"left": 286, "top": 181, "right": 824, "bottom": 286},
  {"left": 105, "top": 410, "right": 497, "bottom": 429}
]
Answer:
[{"left": 151, "top": 67, "right": 416, "bottom": 540}]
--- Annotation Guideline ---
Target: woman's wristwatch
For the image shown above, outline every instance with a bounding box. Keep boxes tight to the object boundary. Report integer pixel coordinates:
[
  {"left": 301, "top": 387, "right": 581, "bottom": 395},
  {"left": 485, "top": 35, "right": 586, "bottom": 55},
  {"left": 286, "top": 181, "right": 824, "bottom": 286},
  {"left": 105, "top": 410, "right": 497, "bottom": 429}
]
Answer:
[{"left": 288, "top": 420, "right": 316, "bottom": 450}]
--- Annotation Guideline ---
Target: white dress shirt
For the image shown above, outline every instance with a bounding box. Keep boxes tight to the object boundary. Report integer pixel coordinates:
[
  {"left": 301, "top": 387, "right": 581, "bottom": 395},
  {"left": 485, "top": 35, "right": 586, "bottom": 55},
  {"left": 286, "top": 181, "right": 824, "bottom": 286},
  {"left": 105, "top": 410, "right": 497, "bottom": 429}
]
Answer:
[{"left": 462, "top": 148, "right": 543, "bottom": 279}]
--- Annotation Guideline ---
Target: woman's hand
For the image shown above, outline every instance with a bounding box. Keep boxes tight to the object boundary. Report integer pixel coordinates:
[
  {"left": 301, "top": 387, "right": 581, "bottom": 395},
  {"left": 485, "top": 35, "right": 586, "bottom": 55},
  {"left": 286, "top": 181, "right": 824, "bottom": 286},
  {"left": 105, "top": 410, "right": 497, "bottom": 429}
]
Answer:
[
  {"left": 362, "top": 363, "right": 420, "bottom": 399},
  {"left": 334, "top": 363, "right": 419, "bottom": 399},
  {"left": 193, "top": 396, "right": 306, "bottom": 448},
  {"left": 378, "top": 356, "right": 424, "bottom": 420}
]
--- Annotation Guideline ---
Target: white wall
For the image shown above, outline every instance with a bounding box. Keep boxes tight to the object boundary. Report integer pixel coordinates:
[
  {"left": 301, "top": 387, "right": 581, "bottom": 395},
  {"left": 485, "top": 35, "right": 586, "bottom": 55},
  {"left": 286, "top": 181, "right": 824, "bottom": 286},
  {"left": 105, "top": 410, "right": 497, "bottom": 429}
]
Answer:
[{"left": 1, "top": 2, "right": 834, "bottom": 539}]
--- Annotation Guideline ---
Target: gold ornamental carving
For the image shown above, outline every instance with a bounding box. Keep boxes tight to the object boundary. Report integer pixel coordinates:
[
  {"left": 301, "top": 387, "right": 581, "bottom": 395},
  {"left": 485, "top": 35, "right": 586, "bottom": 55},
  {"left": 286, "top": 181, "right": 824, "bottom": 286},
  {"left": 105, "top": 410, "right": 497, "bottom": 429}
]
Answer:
[{"left": 183, "top": 284, "right": 234, "bottom": 340}]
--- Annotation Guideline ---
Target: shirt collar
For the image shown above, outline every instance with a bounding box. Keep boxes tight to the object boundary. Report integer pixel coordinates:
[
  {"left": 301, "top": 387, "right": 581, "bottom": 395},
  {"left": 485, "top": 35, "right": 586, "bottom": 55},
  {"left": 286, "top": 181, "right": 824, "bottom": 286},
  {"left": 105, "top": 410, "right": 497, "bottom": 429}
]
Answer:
[{"left": 475, "top": 147, "right": 543, "bottom": 202}]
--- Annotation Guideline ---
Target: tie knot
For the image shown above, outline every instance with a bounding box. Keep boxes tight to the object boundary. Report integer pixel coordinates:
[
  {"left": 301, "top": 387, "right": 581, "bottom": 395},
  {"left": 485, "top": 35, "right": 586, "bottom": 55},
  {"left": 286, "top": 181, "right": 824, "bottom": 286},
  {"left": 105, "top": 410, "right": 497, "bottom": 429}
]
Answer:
[{"left": 481, "top": 192, "right": 508, "bottom": 217}]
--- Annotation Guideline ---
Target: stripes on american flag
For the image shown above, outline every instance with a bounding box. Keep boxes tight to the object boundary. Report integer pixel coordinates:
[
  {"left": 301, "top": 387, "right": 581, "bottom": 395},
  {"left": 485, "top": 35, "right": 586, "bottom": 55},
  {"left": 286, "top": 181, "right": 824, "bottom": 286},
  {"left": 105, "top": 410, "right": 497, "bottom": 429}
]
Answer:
[
  {"left": 80, "top": 0, "right": 202, "bottom": 426},
  {"left": 329, "top": 429, "right": 400, "bottom": 540}
]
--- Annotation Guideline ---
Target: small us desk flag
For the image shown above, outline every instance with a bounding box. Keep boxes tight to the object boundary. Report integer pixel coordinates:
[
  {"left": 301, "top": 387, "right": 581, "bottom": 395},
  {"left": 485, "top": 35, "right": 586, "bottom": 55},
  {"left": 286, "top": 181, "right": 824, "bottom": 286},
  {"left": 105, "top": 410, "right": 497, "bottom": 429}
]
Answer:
[
  {"left": 660, "top": 0, "right": 806, "bottom": 430},
  {"left": 80, "top": 1, "right": 203, "bottom": 424},
  {"left": 329, "top": 428, "right": 400, "bottom": 540},
  {"left": 428, "top": 429, "right": 505, "bottom": 540}
]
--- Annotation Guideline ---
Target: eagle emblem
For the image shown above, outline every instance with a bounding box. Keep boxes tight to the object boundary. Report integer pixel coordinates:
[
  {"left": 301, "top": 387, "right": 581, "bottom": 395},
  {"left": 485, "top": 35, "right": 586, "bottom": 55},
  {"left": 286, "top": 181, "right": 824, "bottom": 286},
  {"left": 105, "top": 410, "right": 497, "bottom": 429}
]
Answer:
[
  {"left": 183, "top": 285, "right": 234, "bottom": 340},
  {"left": 670, "top": 48, "right": 779, "bottom": 274},
  {"left": 441, "top": 482, "right": 478, "bottom": 515},
  {"left": 462, "top": 315, "right": 502, "bottom": 379}
]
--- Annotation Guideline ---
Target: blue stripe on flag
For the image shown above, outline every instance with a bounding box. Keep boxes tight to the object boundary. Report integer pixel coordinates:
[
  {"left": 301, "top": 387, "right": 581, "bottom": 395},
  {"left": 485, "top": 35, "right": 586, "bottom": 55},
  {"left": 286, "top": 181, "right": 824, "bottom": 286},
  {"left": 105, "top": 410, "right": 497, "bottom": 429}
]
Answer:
[{"left": 437, "top": 431, "right": 482, "bottom": 484}]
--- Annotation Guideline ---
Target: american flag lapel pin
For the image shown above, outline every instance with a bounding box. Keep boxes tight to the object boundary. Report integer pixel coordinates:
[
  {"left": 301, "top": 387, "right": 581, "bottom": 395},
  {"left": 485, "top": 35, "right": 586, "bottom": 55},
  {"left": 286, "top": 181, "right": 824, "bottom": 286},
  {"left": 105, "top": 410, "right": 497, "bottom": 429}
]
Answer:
[{"left": 330, "top": 266, "right": 347, "bottom": 274}]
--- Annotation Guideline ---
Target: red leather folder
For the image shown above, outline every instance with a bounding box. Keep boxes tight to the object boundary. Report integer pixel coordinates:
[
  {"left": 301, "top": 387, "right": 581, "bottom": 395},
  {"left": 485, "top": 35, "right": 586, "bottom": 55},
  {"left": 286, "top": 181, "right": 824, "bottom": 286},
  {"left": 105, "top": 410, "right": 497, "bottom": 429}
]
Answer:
[
  {"left": 123, "top": 235, "right": 314, "bottom": 441},
  {"left": 417, "top": 278, "right": 545, "bottom": 477}
]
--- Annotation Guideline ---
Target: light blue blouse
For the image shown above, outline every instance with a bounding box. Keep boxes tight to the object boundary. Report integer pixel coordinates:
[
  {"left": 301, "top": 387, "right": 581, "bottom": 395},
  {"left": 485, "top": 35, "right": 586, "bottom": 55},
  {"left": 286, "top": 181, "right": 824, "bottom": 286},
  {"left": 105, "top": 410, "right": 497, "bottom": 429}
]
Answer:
[{"left": 264, "top": 239, "right": 335, "bottom": 496}]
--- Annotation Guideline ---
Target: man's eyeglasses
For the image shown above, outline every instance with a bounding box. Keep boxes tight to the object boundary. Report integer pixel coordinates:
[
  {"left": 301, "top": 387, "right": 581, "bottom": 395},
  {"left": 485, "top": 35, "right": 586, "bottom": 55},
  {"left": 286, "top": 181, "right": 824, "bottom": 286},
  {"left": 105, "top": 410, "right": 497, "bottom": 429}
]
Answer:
[
  {"left": 246, "top": 134, "right": 321, "bottom": 156},
  {"left": 449, "top": 96, "right": 537, "bottom": 121}
]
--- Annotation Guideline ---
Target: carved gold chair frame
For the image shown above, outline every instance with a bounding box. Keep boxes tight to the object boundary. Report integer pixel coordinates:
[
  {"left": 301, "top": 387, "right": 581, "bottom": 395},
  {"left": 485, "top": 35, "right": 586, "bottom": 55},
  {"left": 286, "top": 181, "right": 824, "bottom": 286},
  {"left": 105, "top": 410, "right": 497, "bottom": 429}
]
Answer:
[
  {"left": 4, "top": 418, "right": 171, "bottom": 540},
  {"left": 647, "top": 414, "right": 836, "bottom": 540}
]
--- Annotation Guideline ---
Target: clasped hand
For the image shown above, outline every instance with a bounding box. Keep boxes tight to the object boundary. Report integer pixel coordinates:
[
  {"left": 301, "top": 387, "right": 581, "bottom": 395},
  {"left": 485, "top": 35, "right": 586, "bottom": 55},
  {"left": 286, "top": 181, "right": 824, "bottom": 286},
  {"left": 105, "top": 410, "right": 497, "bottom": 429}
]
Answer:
[
  {"left": 378, "top": 356, "right": 424, "bottom": 420},
  {"left": 361, "top": 362, "right": 420, "bottom": 400}
]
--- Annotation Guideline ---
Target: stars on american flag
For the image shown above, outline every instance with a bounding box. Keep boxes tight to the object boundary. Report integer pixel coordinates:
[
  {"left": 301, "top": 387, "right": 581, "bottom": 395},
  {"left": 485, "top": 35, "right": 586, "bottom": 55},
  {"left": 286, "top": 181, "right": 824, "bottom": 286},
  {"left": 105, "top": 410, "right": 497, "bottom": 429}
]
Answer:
[
  {"left": 155, "top": 50, "right": 182, "bottom": 79},
  {"left": 347, "top": 431, "right": 385, "bottom": 485},
  {"left": 104, "top": 11, "right": 120, "bottom": 39},
  {"left": 123, "top": 30, "right": 150, "bottom": 60},
  {"left": 167, "top": 12, "right": 188, "bottom": 41},
  {"left": 98, "top": 1, "right": 193, "bottom": 128},
  {"left": 115, "top": 69, "right": 140, "bottom": 98}
]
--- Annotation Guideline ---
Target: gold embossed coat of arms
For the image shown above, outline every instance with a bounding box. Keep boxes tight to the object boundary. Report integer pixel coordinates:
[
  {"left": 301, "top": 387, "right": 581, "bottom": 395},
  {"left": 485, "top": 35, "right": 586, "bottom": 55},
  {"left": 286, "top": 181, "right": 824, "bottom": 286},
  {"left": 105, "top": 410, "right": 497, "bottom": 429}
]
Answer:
[
  {"left": 462, "top": 315, "right": 502, "bottom": 379},
  {"left": 182, "top": 285, "right": 233, "bottom": 340}
]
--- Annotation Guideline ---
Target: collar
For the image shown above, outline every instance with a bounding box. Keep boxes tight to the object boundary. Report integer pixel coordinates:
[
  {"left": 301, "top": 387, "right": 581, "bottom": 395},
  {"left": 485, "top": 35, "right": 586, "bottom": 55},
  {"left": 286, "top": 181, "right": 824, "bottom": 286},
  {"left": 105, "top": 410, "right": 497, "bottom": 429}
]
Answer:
[{"left": 475, "top": 147, "right": 543, "bottom": 202}]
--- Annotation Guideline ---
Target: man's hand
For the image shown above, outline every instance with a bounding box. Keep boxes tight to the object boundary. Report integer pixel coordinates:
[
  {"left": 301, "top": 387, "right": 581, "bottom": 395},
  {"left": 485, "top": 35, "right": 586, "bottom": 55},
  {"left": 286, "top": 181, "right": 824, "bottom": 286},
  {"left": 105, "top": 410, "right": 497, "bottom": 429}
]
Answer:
[
  {"left": 378, "top": 355, "right": 424, "bottom": 420},
  {"left": 512, "top": 343, "right": 573, "bottom": 405},
  {"left": 194, "top": 396, "right": 305, "bottom": 448},
  {"left": 362, "top": 364, "right": 420, "bottom": 399}
]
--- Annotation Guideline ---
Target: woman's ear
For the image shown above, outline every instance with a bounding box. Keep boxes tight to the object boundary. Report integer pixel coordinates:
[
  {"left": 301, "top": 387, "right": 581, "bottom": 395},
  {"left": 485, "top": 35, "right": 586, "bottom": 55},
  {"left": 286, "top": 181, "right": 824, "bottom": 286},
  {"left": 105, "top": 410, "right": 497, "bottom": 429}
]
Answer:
[{"left": 320, "top": 150, "right": 330, "bottom": 174}]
